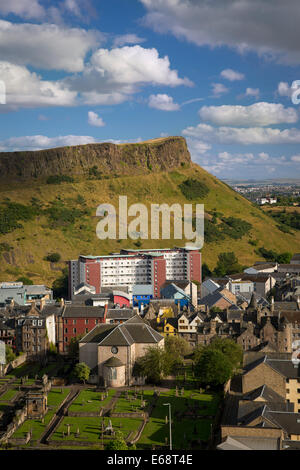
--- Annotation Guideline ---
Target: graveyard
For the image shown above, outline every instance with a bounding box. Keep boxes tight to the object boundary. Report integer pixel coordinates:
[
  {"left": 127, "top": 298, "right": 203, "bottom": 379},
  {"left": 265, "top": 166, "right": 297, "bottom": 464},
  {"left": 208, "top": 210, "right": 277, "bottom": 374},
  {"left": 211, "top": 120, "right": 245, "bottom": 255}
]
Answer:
[{"left": 0, "top": 361, "right": 222, "bottom": 450}]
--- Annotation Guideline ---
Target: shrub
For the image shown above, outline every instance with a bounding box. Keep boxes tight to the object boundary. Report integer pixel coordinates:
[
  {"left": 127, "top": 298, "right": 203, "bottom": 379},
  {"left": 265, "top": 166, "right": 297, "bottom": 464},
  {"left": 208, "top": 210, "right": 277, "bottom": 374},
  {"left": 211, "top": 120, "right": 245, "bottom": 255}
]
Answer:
[
  {"left": 46, "top": 175, "right": 74, "bottom": 184},
  {"left": 179, "top": 178, "right": 209, "bottom": 200},
  {"left": 44, "top": 252, "right": 61, "bottom": 263}
]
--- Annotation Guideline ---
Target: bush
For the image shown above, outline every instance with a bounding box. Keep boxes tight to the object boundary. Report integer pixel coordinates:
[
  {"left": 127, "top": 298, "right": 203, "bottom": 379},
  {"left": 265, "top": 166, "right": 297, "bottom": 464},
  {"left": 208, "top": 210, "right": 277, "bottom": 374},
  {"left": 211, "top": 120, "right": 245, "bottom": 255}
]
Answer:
[
  {"left": 46, "top": 175, "right": 74, "bottom": 184},
  {"left": 0, "top": 201, "right": 38, "bottom": 235},
  {"left": 44, "top": 252, "right": 61, "bottom": 263},
  {"left": 179, "top": 178, "right": 209, "bottom": 200}
]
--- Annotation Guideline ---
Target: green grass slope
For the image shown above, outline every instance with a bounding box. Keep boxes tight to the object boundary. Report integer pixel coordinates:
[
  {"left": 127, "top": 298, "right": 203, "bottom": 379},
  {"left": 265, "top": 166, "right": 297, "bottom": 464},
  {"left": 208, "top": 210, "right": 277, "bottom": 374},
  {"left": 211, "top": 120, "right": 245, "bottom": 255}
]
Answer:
[{"left": 0, "top": 161, "right": 299, "bottom": 286}]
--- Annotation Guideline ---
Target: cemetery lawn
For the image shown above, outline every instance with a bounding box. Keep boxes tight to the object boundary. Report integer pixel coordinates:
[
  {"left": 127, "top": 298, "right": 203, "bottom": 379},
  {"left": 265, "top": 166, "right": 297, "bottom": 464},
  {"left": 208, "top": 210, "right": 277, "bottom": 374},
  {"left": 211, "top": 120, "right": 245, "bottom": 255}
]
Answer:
[
  {"left": 12, "top": 388, "right": 71, "bottom": 443},
  {"left": 136, "top": 389, "right": 221, "bottom": 450},
  {"left": 52, "top": 416, "right": 144, "bottom": 442},
  {"left": 68, "top": 388, "right": 116, "bottom": 413}
]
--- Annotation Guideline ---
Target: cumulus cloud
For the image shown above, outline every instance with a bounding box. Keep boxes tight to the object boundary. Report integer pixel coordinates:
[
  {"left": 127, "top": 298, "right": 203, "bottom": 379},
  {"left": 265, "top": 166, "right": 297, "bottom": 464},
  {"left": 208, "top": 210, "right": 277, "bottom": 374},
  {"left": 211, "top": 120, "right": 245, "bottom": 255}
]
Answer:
[
  {"left": 88, "top": 111, "right": 106, "bottom": 127},
  {"left": 148, "top": 93, "right": 180, "bottom": 111},
  {"left": 0, "top": 0, "right": 45, "bottom": 19},
  {"left": 0, "top": 135, "right": 97, "bottom": 152},
  {"left": 220, "top": 69, "right": 244, "bottom": 81},
  {"left": 277, "top": 81, "right": 292, "bottom": 97},
  {"left": 140, "top": 0, "right": 300, "bottom": 65},
  {"left": 198, "top": 102, "right": 298, "bottom": 127},
  {"left": 88, "top": 46, "right": 193, "bottom": 87},
  {"left": 245, "top": 88, "right": 260, "bottom": 100},
  {"left": 183, "top": 123, "right": 300, "bottom": 145},
  {"left": 112, "top": 34, "right": 146, "bottom": 48},
  {"left": 0, "top": 62, "right": 77, "bottom": 110},
  {"left": 211, "top": 83, "right": 229, "bottom": 97},
  {"left": 0, "top": 20, "right": 101, "bottom": 72}
]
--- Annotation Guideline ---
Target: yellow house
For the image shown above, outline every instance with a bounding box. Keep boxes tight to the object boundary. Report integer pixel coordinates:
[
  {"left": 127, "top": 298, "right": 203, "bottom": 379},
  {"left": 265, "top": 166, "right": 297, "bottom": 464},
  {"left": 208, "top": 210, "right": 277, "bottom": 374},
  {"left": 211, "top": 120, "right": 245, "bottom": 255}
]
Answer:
[{"left": 162, "top": 317, "right": 178, "bottom": 337}]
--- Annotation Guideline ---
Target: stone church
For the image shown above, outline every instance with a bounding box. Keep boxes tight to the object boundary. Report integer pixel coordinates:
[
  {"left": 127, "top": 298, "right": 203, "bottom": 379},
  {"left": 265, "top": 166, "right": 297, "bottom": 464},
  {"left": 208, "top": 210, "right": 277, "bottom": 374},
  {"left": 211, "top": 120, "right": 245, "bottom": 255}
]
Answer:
[{"left": 79, "top": 315, "right": 164, "bottom": 387}]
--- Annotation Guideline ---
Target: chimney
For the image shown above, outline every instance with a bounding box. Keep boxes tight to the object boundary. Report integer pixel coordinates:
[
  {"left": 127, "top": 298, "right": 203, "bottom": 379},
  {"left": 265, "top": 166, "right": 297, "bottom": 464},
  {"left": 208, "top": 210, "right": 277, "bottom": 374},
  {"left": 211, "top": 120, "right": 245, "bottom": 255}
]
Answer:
[
  {"left": 210, "top": 320, "right": 217, "bottom": 334},
  {"left": 40, "top": 297, "right": 46, "bottom": 311}
]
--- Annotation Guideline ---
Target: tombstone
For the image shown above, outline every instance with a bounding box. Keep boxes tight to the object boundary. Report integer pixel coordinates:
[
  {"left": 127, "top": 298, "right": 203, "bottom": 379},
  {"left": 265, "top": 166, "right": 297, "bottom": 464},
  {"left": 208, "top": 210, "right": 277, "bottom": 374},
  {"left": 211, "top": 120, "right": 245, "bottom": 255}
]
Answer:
[
  {"left": 175, "top": 387, "right": 179, "bottom": 397},
  {"left": 165, "top": 415, "right": 168, "bottom": 424},
  {"left": 181, "top": 387, "right": 184, "bottom": 396},
  {"left": 66, "top": 423, "right": 71, "bottom": 436}
]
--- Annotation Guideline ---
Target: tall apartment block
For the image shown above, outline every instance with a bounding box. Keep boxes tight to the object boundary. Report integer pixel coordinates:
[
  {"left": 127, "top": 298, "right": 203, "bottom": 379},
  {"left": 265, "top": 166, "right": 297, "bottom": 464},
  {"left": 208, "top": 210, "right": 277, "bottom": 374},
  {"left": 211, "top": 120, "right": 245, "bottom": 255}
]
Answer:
[{"left": 68, "top": 247, "right": 201, "bottom": 299}]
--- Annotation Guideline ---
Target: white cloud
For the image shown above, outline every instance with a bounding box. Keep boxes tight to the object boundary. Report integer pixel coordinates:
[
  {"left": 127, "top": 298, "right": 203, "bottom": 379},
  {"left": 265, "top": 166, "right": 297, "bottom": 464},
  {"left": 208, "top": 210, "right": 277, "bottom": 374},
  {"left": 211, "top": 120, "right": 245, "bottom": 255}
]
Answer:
[
  {"left": 88, "top": 46, "right": 193, "bottom": 87},
  {"left": 112, "top": 34, "right": 146, "bottom": 48},
  {"left": 88, "top": 111, "right": 106, "bottom": 127},
  {"left": 183, "top": 123, "right": 300, "bottom": 145},
  {"left": 0, "top": 20, "right": 101, "bottom": 72},
  {"left": 0, "top": 135, "right": 97, "bottom": 152},
  {"left": 258, "top": 152, "right": 269, "bottom": 160},
  {"left": 148, "top": 93, "right": 180, "bottom": 111},
  {"left": 220, "top": 69, "right": 244, "bottom": 81},
  {"left": 211, "top": 83, "right": 229, "bottom": 97},
  {"left": 291, "top": 155, "right": 300, "bottom": 162},
  {"left": 0, "top": 0, "right": 45, "bottom": 19},
  {"left": 277, "top": 81, "right": 292, "bottom": 97},
  {"left": 198, "top": 102, "right": 298, "bottom": 127},
  {"left": 0, "top": 62, "right": 77, "bottom": 110},
  {"left": 245, "top": 88, "right": 260, "bottom": 99},
  {"left": 140, "top": 0, "right": 300, "bottom": 65}
]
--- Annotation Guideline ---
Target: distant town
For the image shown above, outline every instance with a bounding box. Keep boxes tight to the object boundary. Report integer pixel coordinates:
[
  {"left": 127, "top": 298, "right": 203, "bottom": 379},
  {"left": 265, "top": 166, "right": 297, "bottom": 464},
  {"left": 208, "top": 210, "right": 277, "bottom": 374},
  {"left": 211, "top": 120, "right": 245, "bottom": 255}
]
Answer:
[
  {"left": 224, "top": 179, "right": 300, "bottom": 205},
  {"left": 0, "top": 247, "right": 300, "bottom": 450}
]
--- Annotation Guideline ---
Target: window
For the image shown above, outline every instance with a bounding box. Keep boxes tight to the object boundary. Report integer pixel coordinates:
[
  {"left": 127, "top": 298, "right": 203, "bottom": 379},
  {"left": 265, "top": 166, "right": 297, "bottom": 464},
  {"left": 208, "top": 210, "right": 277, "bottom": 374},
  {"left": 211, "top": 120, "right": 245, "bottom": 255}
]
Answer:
[
  {"left": 65, "top": 328, "right": 68, "bottom": 333},
  {"left": 73, "top": 319, "right": 77, "bottom": 325},
  {"left": 85, "top": 319, "right": 89, "bottom": 324},
  {"left": 73, "top": 328, "right": 77, "bottom": 334},
  {"left": 85, "top": 328, "right": 88, "bottom": 333}
]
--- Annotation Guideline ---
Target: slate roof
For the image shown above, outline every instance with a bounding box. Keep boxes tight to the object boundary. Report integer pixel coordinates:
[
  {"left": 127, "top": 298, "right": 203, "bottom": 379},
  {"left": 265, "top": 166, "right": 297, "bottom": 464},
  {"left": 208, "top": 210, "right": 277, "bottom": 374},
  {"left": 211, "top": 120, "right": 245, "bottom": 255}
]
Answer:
[
  {"left": 106, "top": 308, "right": 135, "bottom": 320},
  {"left": 62, "top": 305, "right": 106, "bottom": 318},
  {"left": 79, "top": 324, "right": 115, "bottom": 343},
  {"left": 104, "top": 356, "right": 124, "bottom": 367},
  {"left": 244, "top": 355, "right": 300, "bottom": 379},
  {"left": 132, "top": 285, "right": 153, "bottom": 296},
  {"left": 81, "top": 314, "right": 163, "bottom": 347},
  {"left": 273, "top": 301, "right": 298, "bottom": 311},
  {"left": 264, "top": 410, "right": 300, "bottom": 435},
  {"left": 217, "top": 435, "right": 279, "bottom": 450},
  {"left": 243, "top": 385, "right": 286, "bottom": 404}
]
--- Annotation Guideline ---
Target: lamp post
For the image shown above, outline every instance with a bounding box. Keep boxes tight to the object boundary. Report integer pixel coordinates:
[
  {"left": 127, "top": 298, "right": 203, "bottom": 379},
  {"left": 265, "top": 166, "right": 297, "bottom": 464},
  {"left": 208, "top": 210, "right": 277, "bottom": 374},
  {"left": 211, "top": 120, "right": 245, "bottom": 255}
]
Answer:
[{"left": 163, "top": 403, "right": 172, "bottom": 450}]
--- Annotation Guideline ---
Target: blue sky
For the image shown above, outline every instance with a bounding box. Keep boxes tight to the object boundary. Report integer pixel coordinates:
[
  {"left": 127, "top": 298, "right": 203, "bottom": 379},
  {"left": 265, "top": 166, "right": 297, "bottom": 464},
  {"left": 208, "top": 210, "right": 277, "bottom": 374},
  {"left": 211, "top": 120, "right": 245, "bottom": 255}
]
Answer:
[{"left": 1, "top": 0, "right": 300, "bottom": 180}]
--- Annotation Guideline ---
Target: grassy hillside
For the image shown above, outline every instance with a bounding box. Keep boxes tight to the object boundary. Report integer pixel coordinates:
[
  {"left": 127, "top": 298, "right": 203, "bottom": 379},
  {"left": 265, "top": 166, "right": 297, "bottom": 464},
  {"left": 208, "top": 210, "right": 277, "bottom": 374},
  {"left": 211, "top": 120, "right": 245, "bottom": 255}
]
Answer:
[{"left": 0, "top": 159, "right": 300, "bottom": 287}]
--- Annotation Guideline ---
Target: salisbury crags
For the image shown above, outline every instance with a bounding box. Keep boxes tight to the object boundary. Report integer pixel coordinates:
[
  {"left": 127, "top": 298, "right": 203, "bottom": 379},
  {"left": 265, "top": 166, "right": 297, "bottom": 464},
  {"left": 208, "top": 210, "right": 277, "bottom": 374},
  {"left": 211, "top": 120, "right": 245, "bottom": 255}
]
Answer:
[{"left": 0, "top": 136, "right": 191, "bottom": 181}]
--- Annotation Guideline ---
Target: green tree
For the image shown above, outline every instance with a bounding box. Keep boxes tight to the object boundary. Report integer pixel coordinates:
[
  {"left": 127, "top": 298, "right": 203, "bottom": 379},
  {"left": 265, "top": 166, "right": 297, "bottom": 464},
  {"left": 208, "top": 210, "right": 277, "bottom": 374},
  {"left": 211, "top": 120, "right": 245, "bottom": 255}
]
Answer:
[
  {"left": 68, "top": 334, "right": 84, "bottom": 360},
  {"left": 208, "top": 338, "right": 242, "bottom": 374},
  {"left": 164, "top": 335, "right": 191, "bottom": 362},
  {"left": 276, "top": 252, "right": 292, "bottom": 264},
  {"left": 44, "top": 252, "right": 61, "bottom": 263},
  {"left": 5, "top": 345, "right": 16, "bottom": 364},
  {"left": 16, "top": 276, "right": 33, "bottom": 285},
  {"left": 52, "top": 267, "right": 68, "bottom": 299},
  {"left": 194, "top": 348, "right": 233, "bottom": 387},
  {"left": 134, "top": 346, "right": 172, "bottom": 384},
  {"left": 214, "top": 252, "right": 242, "bottom": 276},
  {"left": 73, "top": 362, "right": 90, "bottom": 384},
  {"left": 104, "top": 431, "right": 128, "bottom": 450}
]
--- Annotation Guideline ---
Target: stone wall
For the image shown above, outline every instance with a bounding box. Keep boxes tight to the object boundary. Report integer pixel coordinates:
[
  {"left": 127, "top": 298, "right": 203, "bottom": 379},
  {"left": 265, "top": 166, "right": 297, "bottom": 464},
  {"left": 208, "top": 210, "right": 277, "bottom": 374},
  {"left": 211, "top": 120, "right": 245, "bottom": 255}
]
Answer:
[
  {"left": 3, "top": 354, "right": 27, "bottom": 375},
  {"left": 242, "top": 362, "right": 286, "bottom": 396}
]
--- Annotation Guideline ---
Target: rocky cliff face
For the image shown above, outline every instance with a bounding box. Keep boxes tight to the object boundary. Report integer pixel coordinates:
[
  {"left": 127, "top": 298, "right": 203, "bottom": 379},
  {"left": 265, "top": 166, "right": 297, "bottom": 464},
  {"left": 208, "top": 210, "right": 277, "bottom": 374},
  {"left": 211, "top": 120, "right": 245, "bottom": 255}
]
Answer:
[{"left": 0, "top": 136, "right": 191, "bottom": 181}]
